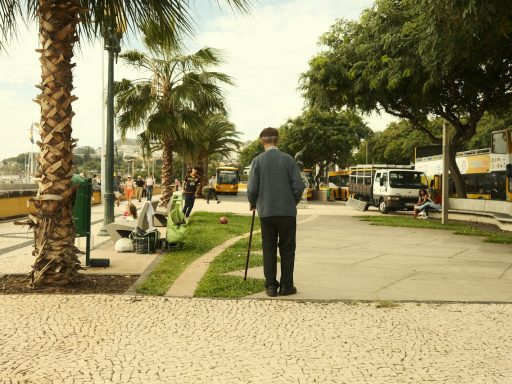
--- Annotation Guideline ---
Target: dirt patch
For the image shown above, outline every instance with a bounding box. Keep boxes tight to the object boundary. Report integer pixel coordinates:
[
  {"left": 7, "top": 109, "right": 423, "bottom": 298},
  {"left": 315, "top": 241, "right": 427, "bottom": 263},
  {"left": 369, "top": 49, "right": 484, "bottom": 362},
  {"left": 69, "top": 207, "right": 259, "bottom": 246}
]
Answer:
[{"left": 0, "top": 274, "right": 138, "bottom": 294}]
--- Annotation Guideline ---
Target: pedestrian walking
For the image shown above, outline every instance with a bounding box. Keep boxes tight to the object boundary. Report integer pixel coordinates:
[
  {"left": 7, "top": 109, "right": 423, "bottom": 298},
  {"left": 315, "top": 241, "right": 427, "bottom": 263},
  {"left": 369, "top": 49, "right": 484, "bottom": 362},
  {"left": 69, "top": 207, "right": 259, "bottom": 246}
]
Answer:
[
  {"left": 135, "top": 175, "right": 145, "bottom": 202},
  {"left": 247, "top": 127, "right": 305, "bottom": 297},
  {"left": 207, "top": 175, "right": 221, "bottom": 204},
  {"left": 182, "top": 167, "right": 201, "bottom": 218},
  {"left": 125, "top": 176, "right": 134, "bottom": 204},
  {"left": 146, "top": 174, "right": 155, "bottom": 201}
]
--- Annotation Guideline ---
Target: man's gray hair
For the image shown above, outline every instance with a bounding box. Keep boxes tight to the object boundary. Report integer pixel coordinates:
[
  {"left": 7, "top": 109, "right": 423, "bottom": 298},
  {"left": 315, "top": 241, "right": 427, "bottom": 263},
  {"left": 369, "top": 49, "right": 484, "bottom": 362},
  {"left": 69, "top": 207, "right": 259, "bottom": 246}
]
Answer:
[{"left": 261, "top": 135, "right": 278, "bottom": 145}]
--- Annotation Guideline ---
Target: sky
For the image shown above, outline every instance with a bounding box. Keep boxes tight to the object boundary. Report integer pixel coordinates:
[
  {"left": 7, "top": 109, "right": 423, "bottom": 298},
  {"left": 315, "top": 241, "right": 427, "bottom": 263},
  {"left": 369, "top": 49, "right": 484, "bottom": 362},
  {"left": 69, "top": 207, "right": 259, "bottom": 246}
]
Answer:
[{"left": 0, "top": 0, "right": 395, "bottom": 159}]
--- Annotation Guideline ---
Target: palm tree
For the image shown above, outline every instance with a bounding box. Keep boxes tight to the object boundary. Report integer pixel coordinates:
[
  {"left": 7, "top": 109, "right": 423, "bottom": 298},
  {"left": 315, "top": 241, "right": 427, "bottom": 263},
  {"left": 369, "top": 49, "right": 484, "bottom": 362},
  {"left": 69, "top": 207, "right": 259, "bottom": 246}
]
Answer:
[
  {"left": 114, "top": 25, "right": 233, "bottom": 208},
  {"left": 179, "top": 114, "right": 242, "bottom": 195},
  {"left": 0, "top": 0, "right": 250, "bottom": 287}
]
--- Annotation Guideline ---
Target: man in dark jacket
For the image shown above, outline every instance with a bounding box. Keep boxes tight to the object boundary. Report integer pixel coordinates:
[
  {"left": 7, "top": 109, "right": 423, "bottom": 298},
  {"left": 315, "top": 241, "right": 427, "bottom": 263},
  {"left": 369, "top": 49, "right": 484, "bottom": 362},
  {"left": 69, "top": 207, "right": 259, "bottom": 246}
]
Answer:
[
  {"left": 247, "top": 127, "right": 305, "bottom": 297},
  {"left": 182, "top": 167, "right": 201, "bottom": 218}
]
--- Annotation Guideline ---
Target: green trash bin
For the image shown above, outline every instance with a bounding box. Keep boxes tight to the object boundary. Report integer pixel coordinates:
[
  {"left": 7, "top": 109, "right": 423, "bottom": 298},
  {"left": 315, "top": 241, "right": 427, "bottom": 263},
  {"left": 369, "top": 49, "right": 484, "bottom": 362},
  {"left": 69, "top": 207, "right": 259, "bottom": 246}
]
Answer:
[
  {"left": 72, "top": 175, "right": 92, "bottom": 266},
  {"left": 72, "top": 175, "right": 92, "bottom": 237}
]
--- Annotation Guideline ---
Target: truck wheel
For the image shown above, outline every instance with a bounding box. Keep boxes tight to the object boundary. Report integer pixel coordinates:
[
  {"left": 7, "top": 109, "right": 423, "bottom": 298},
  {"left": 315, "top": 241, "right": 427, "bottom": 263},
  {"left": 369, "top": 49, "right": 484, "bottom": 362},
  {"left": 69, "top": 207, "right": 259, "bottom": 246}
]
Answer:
[{"left": 379, "top": 200, "right": 389, "bottom": 214}]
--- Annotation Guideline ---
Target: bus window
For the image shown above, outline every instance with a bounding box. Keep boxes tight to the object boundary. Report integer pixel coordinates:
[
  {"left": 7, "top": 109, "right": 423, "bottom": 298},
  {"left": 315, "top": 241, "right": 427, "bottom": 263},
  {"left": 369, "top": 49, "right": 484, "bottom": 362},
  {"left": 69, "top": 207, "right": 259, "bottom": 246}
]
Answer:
[
  {"left": 492, "top": 132, "right": 508, "bottom": 154},
  {"left": 463, "top": 174, "right": 477, "bottom": 194},
  {"left": 492, "top": 171, "right": 506, "bottom": 200},
  {"left": 217, "top": 170, "right": 238, "bottom": 184}
]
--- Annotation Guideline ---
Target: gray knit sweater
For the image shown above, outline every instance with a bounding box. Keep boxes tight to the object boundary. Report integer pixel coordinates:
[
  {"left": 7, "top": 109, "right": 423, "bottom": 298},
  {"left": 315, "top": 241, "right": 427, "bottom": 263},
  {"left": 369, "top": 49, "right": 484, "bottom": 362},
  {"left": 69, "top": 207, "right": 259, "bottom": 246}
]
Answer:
[{"left": 247, "top": 148, "right": 306, "bottom": 218}]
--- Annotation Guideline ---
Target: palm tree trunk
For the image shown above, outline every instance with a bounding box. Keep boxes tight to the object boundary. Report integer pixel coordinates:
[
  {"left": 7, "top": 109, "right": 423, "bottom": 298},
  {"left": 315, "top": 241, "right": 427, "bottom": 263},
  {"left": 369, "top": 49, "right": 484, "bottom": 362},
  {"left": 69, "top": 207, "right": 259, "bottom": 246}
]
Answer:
[
  {"left": 29, "top": 0, "right": 81, "bottom": 286},
  {"left": 159, "top": 139, "right": 174, "bottom": 207}
]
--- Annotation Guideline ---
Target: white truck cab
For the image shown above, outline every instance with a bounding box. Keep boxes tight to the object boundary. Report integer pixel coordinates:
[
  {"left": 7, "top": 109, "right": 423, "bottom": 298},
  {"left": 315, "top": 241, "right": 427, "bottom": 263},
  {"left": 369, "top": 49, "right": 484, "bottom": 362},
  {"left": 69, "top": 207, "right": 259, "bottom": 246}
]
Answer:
[{"left": 349, "top": 165, "right": 428, "bottom": 213}]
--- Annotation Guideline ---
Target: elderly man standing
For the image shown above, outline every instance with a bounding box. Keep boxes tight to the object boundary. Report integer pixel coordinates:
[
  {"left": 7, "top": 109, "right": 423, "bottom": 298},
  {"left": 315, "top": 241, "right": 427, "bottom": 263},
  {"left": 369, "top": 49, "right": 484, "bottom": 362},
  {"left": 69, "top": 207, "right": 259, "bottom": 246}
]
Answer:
[{"left": 247, "top": 127, "right": 305, "bottom": 297}]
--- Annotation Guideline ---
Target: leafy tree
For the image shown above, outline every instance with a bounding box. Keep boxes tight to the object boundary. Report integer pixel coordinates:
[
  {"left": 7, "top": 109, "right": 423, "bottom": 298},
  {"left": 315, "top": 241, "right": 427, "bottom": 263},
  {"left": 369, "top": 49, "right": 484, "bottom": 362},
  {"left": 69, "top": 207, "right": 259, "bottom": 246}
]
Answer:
[
  {"left": 465, "top": 112, "right": 512, "bottom": 151},
  {"left": 0, "top": 0, "right": 250, "bottom": 287},
  {"left": 115, "top": 21, "right": 233, "bottom": 207},
  {"left": 301, "top": 0, "right": 512, "bottom": 196},
  {"left": 279, "top": 109, "right": 371, "bottom": 188},
  {"left": 355, "top": 120, "right": 440, "bottom": 165},
  {"left": 239, "top": 139, "right": 264, "bottom": 168}
]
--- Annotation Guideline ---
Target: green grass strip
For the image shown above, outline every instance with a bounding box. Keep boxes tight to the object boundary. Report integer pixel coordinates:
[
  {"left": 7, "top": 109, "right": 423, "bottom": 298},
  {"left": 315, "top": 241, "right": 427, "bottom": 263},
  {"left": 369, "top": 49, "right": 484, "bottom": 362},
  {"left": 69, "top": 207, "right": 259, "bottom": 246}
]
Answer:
[
  {"left": 195, "top": 233, "right": 267, "bottom": 298},
  {"left": 136, "top": 212, "right": 260, "bottom": 296},
  {"left": 357, "top": 215, "right": 512, "bottom": 244}
]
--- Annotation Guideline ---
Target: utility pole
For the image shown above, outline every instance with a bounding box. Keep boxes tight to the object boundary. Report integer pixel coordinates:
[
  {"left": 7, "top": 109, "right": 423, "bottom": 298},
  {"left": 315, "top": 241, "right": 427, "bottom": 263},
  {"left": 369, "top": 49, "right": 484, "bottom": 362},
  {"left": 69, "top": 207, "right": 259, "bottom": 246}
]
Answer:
[
  {"left": 98, "top": 18, "right": 122, "bottom": 236},
  {"left": 441, "top": 120, "right": 450, "bottom": 224},
  {"left": 100, "top": 48, "right": 106, "bottom": 210}
]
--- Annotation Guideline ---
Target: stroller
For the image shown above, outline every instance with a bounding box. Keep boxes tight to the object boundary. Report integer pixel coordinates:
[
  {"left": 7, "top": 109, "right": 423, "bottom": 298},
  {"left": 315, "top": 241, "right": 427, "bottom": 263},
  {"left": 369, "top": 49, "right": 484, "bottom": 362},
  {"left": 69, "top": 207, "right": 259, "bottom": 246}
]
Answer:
[{"left": 165, "top": 194, "right": 187, "bottom": 249}]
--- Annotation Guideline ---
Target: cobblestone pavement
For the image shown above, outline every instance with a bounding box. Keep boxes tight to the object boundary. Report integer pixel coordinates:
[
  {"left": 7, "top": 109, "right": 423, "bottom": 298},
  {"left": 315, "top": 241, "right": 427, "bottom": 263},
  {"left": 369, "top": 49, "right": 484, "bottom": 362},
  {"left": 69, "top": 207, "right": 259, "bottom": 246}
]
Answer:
[{"left": 1, "top": 295, "right": 511, "bottom": 384}]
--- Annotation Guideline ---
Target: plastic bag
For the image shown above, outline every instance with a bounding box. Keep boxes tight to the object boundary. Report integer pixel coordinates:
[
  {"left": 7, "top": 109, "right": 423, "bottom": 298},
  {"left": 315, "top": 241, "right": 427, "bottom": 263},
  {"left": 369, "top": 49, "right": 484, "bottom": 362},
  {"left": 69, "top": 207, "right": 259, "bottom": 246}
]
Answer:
[{"left": 115, "top": 238, "right": 134, "bottom": 253}]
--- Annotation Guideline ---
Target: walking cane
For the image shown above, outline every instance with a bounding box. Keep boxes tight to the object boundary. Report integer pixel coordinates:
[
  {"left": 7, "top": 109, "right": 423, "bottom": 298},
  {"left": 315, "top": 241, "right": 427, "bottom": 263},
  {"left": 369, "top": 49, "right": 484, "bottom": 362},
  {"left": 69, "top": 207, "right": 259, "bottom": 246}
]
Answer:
[{"left": 244, "top": 210, "right": 256, "bottom": 281}]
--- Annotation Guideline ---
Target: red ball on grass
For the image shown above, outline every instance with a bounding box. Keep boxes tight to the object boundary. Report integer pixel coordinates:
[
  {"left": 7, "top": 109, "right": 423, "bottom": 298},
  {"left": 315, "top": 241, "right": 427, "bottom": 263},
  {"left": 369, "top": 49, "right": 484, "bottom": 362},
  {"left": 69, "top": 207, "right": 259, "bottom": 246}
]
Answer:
[{"left": 219, "top": 216, "right": 228, "bottom": 224}]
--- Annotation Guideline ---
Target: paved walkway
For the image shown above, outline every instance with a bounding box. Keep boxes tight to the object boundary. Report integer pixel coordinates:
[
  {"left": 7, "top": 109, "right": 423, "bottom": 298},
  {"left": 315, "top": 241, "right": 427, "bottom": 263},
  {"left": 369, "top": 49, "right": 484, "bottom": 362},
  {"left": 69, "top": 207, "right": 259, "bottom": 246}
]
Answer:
[
  {"left": 1, "top": 194, "right": 512, "bottom": 383},
  {"left": 243, "top": 214, "right": 512, "bottom": 302},
  {"left": 1, "top": 296, "right": 511, "bottom": 384},
  {"left": 0, "top": 199, "right": 158, "bottom": 276}
]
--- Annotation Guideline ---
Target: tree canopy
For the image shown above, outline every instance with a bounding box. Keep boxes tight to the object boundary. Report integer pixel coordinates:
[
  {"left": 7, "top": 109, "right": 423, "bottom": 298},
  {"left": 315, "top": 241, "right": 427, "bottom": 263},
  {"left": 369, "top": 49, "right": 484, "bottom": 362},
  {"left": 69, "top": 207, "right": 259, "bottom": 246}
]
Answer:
[
  {"left": 239, "top": 139, "right": 263, "bottom": 168},
  {"left": 300, "top": 0, "right": 512, "bottom": 195},
  {"left": 355, "top": 120, "right": 440, "bottom": 165},
  {"left": 279, "top": 109, "right": 371, "bottom": 188}
]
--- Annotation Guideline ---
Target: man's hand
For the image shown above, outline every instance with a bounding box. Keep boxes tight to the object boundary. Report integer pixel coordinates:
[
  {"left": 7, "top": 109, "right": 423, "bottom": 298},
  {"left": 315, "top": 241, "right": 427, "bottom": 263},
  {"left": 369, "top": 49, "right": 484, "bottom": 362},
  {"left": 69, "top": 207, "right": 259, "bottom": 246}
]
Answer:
[{"left": 249, "top": 205, "right": 256, "bottom": 211}]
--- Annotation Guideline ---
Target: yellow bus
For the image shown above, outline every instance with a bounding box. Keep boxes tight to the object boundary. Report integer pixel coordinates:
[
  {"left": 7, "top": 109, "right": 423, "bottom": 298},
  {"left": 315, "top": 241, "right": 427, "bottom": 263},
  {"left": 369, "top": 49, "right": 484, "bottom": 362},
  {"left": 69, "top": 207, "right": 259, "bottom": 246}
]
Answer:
[
  {"left": 328, "top": 170, "right": 351, "bottom": 200},
  {"left": 215, "top": 166, "right": 240, "bottom": 195},
  {"left": 415, "top": 128, "right": 512, "bottom": 201},
  {"left": 303, "top": 168, "right": 315, "bottom": 199}
]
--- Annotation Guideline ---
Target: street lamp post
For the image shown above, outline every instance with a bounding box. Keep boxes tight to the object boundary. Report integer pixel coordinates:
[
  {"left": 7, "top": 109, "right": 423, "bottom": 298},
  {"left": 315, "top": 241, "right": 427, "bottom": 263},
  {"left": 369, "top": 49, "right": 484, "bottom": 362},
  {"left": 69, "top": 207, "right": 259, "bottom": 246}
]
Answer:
[
  {"left": 98, "top": 21, "right": 121, "bottom": 236},
  {"left": 441, "top": 119, "right": 450, "bottom": 224}
]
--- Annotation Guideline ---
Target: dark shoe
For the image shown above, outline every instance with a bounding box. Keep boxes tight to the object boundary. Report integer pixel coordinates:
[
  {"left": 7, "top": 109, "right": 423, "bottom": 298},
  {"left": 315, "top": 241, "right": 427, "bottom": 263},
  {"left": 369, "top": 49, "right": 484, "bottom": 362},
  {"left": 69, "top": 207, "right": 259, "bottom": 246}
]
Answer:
[
  {"left": 265, "top": 286, "right": 278, "bottom": 297},
  {"left": 217, "top": 200, "right": 221, "bottom": 204},
  {"left": 207, "top": 201, "right": 210, "bottom": 204},
  {"left": 279, "top": 286, "right": 297, "bottom": 296}
]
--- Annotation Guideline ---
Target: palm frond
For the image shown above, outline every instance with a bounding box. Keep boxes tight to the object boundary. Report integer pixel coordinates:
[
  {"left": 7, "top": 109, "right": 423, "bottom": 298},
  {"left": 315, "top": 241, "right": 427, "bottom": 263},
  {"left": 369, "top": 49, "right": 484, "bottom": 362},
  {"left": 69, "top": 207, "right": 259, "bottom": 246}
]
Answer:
[
  {"left": 120, "top": 50, "right": 154, "bottom": 71},
  {"left": 214, "top": 0, "right": 252, "bottom": 14},
  {"left": 0, "top": 0, "right": 27, "bottom": 51},
  {"left": 78, "top": 1, "right": 195, "bottom": 45}
]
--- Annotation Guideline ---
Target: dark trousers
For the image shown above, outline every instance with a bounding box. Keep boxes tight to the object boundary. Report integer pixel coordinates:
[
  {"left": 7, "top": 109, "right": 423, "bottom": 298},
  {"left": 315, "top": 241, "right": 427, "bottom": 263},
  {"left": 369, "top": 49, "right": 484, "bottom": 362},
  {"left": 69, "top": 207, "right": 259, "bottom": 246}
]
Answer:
[
  {"left": 183, "top": 194, "right": 196, "bottom": 218},
  {"left": 260, "top": 216, "right": 297, "bottom": 289},
  {"left": 207, "top": 187, "right": 218, "bottom": 202}
]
